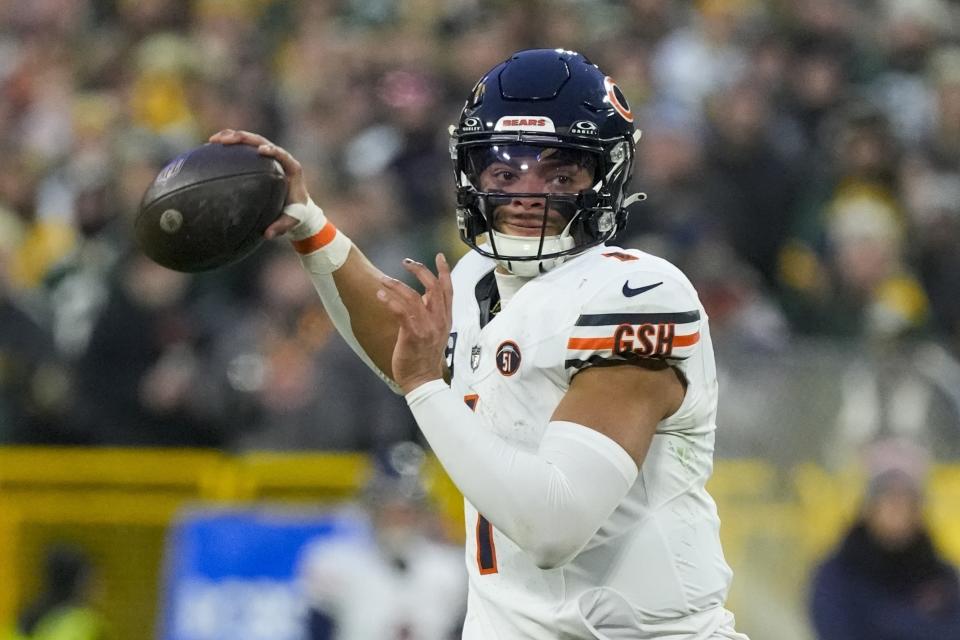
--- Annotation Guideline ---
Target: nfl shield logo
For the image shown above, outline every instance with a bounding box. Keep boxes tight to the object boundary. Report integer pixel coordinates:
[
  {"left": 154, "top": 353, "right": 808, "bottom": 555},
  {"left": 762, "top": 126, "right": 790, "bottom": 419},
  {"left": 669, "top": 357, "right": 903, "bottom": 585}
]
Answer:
[{"left": 470, "top": 346, "right": 481, "bottom": 371}]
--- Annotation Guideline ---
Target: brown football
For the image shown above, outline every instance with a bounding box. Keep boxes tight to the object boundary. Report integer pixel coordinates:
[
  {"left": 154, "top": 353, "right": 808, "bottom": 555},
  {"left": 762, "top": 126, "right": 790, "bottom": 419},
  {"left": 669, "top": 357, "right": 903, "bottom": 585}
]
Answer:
[{"left": 135, "top": 143, "right": 287, "bottom": 272}]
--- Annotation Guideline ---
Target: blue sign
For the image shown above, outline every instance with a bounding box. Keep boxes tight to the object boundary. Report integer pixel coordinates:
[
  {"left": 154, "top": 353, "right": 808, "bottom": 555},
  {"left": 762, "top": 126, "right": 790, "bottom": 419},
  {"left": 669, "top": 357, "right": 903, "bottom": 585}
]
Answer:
[{"left": 159, "top": 507, "right": 366, "bottom": 640}]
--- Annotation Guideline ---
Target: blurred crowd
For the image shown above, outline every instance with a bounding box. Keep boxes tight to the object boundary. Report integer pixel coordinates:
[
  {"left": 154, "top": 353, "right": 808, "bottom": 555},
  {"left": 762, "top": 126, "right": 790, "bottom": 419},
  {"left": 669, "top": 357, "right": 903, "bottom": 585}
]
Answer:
[
  {"left": 0, "top": 0, "right": 958, "bottom": 449},
  {"left": 809, "top": 439, "right": 960, "bottom": 639}
]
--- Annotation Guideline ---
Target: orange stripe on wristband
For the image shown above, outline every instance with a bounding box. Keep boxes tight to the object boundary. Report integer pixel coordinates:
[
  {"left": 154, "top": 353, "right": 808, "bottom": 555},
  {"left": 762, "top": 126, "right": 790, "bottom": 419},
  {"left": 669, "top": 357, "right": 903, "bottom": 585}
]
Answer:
[{"left": 291, "top": 222, "right": 337, "bottom": 255}]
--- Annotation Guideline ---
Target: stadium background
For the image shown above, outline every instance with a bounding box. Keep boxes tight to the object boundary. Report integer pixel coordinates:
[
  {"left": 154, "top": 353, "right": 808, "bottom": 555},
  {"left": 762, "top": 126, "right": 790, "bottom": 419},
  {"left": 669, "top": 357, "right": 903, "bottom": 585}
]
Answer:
[{"left": 1, "top": 0, "right": 959, "bottom": 638}]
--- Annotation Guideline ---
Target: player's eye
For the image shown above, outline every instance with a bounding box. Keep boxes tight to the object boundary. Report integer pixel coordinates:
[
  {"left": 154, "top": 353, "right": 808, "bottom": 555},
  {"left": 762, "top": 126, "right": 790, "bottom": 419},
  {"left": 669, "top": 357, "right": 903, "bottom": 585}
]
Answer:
[{"left": 547, "top": 168, "right": 580, "bottom": 189}]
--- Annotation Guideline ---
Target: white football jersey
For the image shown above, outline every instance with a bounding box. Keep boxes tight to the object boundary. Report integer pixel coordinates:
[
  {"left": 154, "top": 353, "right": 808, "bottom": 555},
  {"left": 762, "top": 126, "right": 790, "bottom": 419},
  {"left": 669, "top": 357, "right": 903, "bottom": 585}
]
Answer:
[
  {"left": 446, "top": 244, "right": 747, "bottom": 640},
  {"left": 299, "top": 533, "right": 466, "bottom": 640}
]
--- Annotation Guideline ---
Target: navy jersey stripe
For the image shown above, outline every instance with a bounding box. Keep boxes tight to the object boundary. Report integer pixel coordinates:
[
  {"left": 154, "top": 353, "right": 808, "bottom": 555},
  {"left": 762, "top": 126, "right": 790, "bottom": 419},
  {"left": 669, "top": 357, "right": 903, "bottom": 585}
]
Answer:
[
  {"left": 565, "top": 354, "right": 689, "bottom": 369},
  {"left": 575, "top": 310, "right": 701, "bottom": 327},
  {"left": 477, "top": 515, "right": 496, "bottom": 571}
]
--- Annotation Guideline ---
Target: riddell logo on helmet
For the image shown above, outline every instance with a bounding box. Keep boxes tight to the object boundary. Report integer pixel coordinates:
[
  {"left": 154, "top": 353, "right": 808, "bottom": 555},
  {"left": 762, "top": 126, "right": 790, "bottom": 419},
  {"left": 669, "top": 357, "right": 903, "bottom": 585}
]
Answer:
[{"left": 494, "top": 116, "right": 556, "bottom": 132}]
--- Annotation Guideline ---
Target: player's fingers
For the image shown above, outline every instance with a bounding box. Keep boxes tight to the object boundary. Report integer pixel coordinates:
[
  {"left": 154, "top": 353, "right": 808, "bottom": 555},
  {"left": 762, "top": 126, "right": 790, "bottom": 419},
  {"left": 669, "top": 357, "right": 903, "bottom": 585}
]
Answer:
[
  {"left": 376, "top": 288, "right": 425, "bottom": 332},
  {"left": 375, "top": 288, "right": 407, "bottom": 316},
  {"left": 381, "top": 272, "right": 449, "bottom": 338},
  {"left": 208, "top": 129, "right": 236, "bottom": 143},
  {"left": 403, "top": 260, "right": 449, "bottom": 326},
  {"left": 380, "top": 274, "right": 423, "bottom": 308},
  {"left": 381, "top": 269, "right": 451, "bottom": 337},
  {"left": 207, "top": 132, "right": 309, "bottom": 205},
  {"left": 256, "top": 142, "right": 309, "bottom": 204},
  {"left": 263, "top": 213, "right": 299, "bottom": 239},
  {"left": 209, "top": 129, "right": 268, "bottom": 147},
  {"left": 436, "top": 253, "right": 454, "bottom": 317},
  {"left": 435, "top": 252, "right": 452, "bottom": 296},
  {"left": 435, "top": 252, "right": 449, "bottom": 275},
  {"left": 232, "top": 130, "right": 272, "bottom": 147},
  {"left": 402, "top": 259, "right": 438, "bottom": 294},
  {"left": 377, "top": 297, "right": 417, "bottom": 335},
  {"left": 257, "top": 143, "right": 301, "bottom": 176}
]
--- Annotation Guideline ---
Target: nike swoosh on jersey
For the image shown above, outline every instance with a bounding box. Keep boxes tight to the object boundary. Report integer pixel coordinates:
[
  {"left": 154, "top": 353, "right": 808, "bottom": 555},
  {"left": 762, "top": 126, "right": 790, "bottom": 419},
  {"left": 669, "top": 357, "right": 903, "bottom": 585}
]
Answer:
[{"left": 621, "top": 281, "right": 663, "bottom": 297}]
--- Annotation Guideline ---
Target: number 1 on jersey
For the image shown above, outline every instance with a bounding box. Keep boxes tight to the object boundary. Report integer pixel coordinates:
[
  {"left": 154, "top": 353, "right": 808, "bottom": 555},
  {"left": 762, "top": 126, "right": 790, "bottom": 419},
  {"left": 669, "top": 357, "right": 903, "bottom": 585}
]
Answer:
[
  {"left": 464, "top": 393, "right": 498, "bottom": 574},
  {"left": 476, "top": 515, "right": 497, "bottom": 574}
]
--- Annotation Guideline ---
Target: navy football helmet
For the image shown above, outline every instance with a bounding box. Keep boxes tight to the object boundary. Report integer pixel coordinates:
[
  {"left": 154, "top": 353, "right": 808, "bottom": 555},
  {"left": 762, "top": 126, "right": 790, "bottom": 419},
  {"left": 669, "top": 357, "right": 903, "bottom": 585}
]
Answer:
[{"left": 450, "top": 49, "right": 643, "bottom": 276}]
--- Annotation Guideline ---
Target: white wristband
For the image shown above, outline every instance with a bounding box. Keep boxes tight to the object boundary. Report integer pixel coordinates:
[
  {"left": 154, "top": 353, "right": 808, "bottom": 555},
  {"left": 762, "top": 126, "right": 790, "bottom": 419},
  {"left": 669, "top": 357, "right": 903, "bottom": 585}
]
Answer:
[
  {"left": 286, "top": 198, "right": 352, "bottom": 274},
  {"left": 404, "top": 379, "right": 449, "bottom": 404},
  {"left": 284, "top": 198, "right": 327, "bottom": 240}
]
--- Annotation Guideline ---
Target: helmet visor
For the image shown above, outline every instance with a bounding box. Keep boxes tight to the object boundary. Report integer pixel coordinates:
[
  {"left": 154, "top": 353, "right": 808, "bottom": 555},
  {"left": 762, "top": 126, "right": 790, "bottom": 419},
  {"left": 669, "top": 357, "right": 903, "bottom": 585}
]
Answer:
[{"left": 463, "top": 144, "right": 599, "bottom": 196}]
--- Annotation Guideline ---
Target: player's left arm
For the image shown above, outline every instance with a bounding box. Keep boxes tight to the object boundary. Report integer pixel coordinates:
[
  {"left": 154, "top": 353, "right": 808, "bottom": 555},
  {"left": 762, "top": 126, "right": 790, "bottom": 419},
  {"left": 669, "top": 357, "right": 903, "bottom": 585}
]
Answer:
[
  {"left": 551, "top": 362, "right": 683, "bottom": 465},
  {"left": 380, "top": 259, "right": 686, "bottom": 569}
]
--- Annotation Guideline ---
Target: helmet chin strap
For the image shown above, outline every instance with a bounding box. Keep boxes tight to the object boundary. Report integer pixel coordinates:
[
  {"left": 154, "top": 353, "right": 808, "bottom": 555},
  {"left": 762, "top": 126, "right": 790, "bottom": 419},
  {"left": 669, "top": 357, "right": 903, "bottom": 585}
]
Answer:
[
  {"left": 490, "top": 223, "right": 577, "bottom": 277},
  {"left": 623, "top": 192, "right": 647, "bottom": 207}
]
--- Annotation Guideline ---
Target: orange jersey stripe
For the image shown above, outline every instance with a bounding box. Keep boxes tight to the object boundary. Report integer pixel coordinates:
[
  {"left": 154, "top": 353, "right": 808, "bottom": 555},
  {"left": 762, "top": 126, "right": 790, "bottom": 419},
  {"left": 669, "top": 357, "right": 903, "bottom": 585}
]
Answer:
[
  {"left": 673, "top": 331, "right": 700, "bottom": 347},
  {"left": 567, "top": 337, "right": 615, "bottom": 350},
  {"left": 567, "top": 332, "right": 700, "bottom": 351},
  {"left": 291, "top": 222, "right": 338, "bottom": 255}
]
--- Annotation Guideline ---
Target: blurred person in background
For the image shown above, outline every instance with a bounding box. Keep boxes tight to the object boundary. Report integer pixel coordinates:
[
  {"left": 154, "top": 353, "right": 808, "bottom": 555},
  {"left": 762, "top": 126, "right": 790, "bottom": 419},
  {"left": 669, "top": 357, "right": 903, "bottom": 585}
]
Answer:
[
  {"left": 780, "top": 0, "right": 863, "bottom": 141},
  {"left": 867, "top": 0, "right": 951, "bottom": 147},
  {"left": 778, "top": 106, "right": 929, "bottom": 339},
  {"left": 902, "top": 46, "right": 960, "bottom": 356},
  {"left": 9, "top": 544, "right": 107, "bottom": 640},
  {"left": 700, "top": 78, "right": 803, "bottom": 290},
  {"left": 621, "top": 106, "right": 710, "bottom": 264},
  {"left": 298, "top": 442, "right": 465, "bottom": 640},
  {"left": 809, "top": 439, "right": 960, "bottom": 640},
  {"left": 0, "top": 209, "right": 69, "bottom": 443},
  {"left": 921, "top": 45, "right": 960, "bottom": 170},
  {"left": 43, "top": 94, "right": 132, "bottom": 361},
  {"left": 206, "top": 246, "right": 417, "bottom": 451},
  {"left": 651, "top": 0, "right": 751, "bottom": 116},
  {"left": 780, "top": 38, "right": 852, "bottom": 163},
  {"left": 622, "top": 104, "right": 790, "bottom": 355},
  {"left": 70, "top": 252, "right": 224, "bottom": 446}
]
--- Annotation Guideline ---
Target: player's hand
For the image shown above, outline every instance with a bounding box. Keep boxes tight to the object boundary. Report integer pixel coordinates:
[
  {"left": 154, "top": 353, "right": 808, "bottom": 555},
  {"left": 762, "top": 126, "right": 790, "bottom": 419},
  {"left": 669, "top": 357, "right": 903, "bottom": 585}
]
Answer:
[
  {"left": 377, "top": 253, "right": 453, "bottom": 395},
  {"left": 208, "top": 129, "right": 304, "bottom": 239}
]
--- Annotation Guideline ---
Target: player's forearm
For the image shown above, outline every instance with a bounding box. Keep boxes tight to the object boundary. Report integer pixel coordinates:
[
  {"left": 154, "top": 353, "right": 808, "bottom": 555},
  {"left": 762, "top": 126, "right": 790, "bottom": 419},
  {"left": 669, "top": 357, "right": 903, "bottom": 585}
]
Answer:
[
  {"left": 329, "top": 248, "right": 401, "bottom": 376},
  {"left": 299, "top": 250, "right": 400, "bottom": 392},
  {"left": 406, "top": 380, "right": 637, "bottom": 569},
  {"left": 290, "top": 199, "right": 402, "bottom": 392}
]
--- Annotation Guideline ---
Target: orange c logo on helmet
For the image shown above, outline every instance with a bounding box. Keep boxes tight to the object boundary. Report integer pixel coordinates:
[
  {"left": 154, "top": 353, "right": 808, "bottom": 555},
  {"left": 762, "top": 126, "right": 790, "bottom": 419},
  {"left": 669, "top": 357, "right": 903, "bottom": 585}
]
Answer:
[{"left": 604, "top": 76, "right": 633, "bottom": 123}]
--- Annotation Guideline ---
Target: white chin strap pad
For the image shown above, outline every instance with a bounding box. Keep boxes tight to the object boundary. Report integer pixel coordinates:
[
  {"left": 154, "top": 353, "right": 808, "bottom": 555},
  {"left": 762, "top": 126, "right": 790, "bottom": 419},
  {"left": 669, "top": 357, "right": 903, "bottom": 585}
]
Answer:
[{"left": 491, "top": 230, "right": 575, "bottom": 276}]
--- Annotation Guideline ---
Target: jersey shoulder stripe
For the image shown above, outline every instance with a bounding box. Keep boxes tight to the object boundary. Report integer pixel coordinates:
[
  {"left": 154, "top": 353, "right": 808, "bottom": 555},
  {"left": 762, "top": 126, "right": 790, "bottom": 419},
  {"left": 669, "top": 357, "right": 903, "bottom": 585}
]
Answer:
[
  {"left": 574, "top": 310, "right": 701, "bottom": 326},
  {"left": 566, "top": 331, "right": 700, "bottom": 352},
  {"left": 563, "top": 258, "right": 704, "bottom": 375}
]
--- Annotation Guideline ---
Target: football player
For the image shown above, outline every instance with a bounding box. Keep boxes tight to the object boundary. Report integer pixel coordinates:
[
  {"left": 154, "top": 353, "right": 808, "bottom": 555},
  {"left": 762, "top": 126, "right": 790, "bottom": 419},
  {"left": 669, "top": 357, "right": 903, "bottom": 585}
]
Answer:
[
  {"left": 299, "top": 443, "right": 466, "bottom": 640},
  {"left": 211, "top": 48, "right": 749, "bottom": 639}
]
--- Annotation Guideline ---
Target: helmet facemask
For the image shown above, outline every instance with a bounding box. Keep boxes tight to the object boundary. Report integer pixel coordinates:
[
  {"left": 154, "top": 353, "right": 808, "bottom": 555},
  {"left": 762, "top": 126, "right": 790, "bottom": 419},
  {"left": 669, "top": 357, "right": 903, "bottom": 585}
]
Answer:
[{"left": 454, "top": 138, "right": 631, "bottom": 276}]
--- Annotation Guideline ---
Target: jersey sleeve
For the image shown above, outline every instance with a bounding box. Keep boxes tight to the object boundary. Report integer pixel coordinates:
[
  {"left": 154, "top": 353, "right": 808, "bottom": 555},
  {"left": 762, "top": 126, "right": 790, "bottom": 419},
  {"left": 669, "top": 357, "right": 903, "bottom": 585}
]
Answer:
[{"left": 564, "top": 270, "right": 703, "bottom": 377}]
